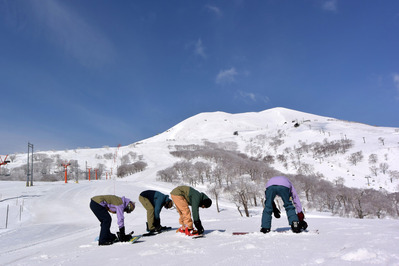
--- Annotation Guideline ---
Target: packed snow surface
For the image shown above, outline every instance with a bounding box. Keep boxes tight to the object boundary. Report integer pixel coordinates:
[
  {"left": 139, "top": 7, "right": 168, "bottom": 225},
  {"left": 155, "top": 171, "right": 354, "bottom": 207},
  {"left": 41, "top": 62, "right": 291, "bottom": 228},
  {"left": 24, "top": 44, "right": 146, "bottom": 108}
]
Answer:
[{"left": 1, "top": 178, "right": 398, "bottom": 266}]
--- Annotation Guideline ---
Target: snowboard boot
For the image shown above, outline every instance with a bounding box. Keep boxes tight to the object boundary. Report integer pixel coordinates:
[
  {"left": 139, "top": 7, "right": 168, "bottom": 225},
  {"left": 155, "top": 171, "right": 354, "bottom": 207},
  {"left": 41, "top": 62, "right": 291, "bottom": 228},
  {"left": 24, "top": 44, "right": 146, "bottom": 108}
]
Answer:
[
  {"left": 291, "top": 221, "right": 301, "bottom": 233},
  {"left": 299, "top": 220, "right": 308, "bottom": 230},
  {"left": 98, "top": 241, "right": 114, "bottom": 246},
  {"left": 260, "top": 228, "right": 271, "bottom": 234},
  {"left": 99, "top": 233, "right": 117, "bottom": 246},
  {"left": 185, "top": 227, "right": 199, "bottom": 236},
  {"left": 176, "top": 226, "right": 185, "bottom": 233},
  {"left": 154, "top": 225, "right": 163, "bottom": 232}
]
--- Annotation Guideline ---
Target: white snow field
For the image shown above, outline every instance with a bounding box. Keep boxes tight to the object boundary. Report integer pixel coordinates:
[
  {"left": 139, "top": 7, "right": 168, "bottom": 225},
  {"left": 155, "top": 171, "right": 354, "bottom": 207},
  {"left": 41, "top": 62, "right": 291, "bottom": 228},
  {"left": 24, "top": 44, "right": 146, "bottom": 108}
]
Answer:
[
  {"left": 0, "top": 178, "right": 398, "bottom": 266},
  {"left": 1, "top": 108, "right": 399, "bottom": 265}
]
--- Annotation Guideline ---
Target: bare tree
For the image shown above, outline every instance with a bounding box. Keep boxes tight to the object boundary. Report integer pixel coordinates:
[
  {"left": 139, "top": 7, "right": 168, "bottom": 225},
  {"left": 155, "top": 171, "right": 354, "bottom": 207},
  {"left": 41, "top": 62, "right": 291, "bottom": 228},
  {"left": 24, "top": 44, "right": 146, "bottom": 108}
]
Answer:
[
  {"left": 348, "top": 151, "right": 364, "bottom": 166},
  {"left": 157, "top": 167, "right": 177, "bottom": 183},
  {"left": 389, "top": 192, "right": 399, "bottom": 217},
  {"left": 269, "top": 135, "right": 284, "bottom": 152},
  {"left": 226, "top": 175, "right": 256, "bottom": 217},
  {"left": 365, "top": 175, "right": 372, "bottom": 186},
  {"left": 388, "top": 170, "right": 399, "bottom": 183},
  {"left": 379, "top": 163, "right": 389, "bottom": 175},
  {"left": 352, "top": 189, "right": 367, "bottom": 219},
  {"left": 334, "top": 177, "right": 345, "bottom": 186},
  {"left": 193, "top": 162, "right": 210, "bottom": 185},
  {"left": 369, "top": 166, "right": 379, "bottom": 177},
  {"left": 368, "top": 154, "right": 378, "bottom": 164},
  {"left": 207, "top": 183, "right": 223, "bottom": 212},
  {"left": 263, "top": 155, "right": 275, "bottom": 165},
  {"left": 297, "top": 163, "right": 315, "bottom": 175}
]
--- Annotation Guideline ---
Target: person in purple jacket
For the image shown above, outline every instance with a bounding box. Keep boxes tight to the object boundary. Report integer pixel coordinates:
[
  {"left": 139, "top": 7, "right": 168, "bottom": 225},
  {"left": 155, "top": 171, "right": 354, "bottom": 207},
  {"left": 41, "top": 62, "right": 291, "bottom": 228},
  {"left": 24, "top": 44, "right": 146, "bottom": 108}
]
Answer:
[
  {"left": 90, "top": 195, "right": 135, "bottom": 245},
  {"left": 261, "top": 176, "right": 308, "bottom": 233}
]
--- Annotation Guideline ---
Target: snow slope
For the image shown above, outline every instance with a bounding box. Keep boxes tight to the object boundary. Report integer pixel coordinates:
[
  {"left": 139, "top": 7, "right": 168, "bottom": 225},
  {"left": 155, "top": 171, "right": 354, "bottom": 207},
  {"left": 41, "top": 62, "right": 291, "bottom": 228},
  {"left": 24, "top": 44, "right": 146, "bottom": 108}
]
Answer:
[{"left": 1, "top": 177, "right": 399, "bottom": 266}]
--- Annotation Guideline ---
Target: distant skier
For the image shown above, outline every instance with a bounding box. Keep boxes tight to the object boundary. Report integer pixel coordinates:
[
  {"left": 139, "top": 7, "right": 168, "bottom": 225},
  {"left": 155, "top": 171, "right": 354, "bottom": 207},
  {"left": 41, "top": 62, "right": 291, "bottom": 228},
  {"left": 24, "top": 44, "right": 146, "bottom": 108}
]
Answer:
[
  {"left": 261, "top": 176, "right": 308, "bottom": 233},
  {"left": 170, "top": 186, "right": 212, "bottom": 236},
  {"left": 139, "top": 190, "right": 174, "bottom": 233},
  {"left": 90, "top": 195, "right": 135, "bottom": 245}
]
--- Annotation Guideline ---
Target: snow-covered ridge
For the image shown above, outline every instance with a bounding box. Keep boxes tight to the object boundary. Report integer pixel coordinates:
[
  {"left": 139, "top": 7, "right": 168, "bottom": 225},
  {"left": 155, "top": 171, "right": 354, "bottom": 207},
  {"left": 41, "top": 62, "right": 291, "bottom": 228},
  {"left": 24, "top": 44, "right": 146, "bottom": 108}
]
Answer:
[{"left": 148, "top": 107, "right": 331, "bottom": 142}]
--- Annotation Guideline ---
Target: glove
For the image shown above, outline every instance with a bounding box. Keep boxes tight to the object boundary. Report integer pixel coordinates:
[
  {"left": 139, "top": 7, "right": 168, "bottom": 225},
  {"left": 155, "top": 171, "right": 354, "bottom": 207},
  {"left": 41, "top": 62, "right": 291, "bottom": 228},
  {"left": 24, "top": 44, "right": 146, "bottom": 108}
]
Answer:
[
  {"left": 118, "top": 226, "right": 131, "bottom": 242},
  {"left": 194, "top": 220, "right": 204, "bottom": 235},
  {"left": 272, "top": 201, "right": 281, "bottom": 219},
  {"left": 297, "top": 212, "right": 305, "bottom": 222}
]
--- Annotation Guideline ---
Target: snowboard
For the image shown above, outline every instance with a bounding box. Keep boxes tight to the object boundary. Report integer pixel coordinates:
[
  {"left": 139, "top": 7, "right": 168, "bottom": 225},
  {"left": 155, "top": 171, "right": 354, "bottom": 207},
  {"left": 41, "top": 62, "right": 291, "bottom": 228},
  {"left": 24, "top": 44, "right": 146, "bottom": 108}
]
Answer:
[
  {"left": 233, "top": 229, "right": 319, "bottom": 235},
  {"left": 180, "top": 229, "right": 224, "bottom": 239},
  {"left": 142, "top": 226, "right": 172, "bottom": 237},
  {"left": 128, "top": 235, "right": 142, "bottom": 244},
  {"left": 191, "top": 234, "right": 204, "bottom": 239}
]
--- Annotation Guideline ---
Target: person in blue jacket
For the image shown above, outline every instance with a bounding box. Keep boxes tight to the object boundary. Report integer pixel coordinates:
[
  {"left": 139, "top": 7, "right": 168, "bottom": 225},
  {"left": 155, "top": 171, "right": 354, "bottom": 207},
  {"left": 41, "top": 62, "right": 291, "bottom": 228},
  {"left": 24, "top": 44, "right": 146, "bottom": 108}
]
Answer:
[
  {"left": 261, "top": 176, "right": 308, "bottom": 233},
  {"left": 90, "top": 195, "right": 135, "bottom": 245},
  {"left": 139, "top": 190, "right": 173, "bottom": 232}
]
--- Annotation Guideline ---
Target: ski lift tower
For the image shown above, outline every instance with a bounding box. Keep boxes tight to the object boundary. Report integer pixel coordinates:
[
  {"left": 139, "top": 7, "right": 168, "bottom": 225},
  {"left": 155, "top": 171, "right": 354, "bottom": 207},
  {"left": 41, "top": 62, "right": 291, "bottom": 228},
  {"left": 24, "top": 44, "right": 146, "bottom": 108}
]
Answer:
[
  {"left": 61, "top": 162, "right": 71, "bottom": 183},
  {"left": 27, "top": 142, "right": 34, "bottom": 187}
]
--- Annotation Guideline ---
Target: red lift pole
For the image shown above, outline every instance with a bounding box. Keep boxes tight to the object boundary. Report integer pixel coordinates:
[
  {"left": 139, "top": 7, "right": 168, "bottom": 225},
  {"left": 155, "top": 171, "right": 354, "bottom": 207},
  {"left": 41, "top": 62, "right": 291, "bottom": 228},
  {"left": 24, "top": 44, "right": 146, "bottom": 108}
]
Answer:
[
  {"left": 0, "top": 155, "right": 10, "bottom": 176},
  {"left": 88, "top": 168, "right": 91, "bottom": 181},
  {"left": 61, "top": 163, "right": 71, "bottom": 183},
  {"left": 0, "top": 155, "right": 10, "bottom": 166},
  {"left": 94, "top": 169, "right": 98, "bottom": 180}
]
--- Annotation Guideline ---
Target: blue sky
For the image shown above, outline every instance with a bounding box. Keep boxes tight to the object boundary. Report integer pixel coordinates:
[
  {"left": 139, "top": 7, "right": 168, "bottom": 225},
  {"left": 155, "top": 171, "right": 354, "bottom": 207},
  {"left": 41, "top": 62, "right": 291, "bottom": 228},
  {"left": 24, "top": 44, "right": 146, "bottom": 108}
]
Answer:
[{"left": 1, "top": 0, "right": 399, "bottom": 155}]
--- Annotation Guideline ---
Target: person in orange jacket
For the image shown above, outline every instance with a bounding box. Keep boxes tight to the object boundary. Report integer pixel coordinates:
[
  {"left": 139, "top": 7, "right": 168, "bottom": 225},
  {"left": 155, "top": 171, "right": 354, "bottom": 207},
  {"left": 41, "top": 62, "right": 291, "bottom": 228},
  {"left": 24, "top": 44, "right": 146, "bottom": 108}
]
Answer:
[{"left": 170, "top": 186, "right": 212, "bottom": 236}]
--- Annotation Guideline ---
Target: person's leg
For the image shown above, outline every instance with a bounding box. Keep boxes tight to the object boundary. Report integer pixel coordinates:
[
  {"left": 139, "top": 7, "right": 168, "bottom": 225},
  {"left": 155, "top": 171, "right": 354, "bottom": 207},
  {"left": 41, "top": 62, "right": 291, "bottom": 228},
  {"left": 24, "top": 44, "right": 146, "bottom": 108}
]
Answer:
[
  {"left": 139, "top": 195, "right": 155, "bottom": 230},
  {"left": 90, "top": 200, "right": 114, "bottom": 243},
  {"left": 171, "top": 195, "right": 184, "bottom": 227},
  {"left": 261, "top": 186, "right": 277, "bottom": 229},
  {"left": 171, "top": 195, "right": 193, "bottom": 229},
  {"left": 276, "top": 186, "right": 298, "bottom": 226}
]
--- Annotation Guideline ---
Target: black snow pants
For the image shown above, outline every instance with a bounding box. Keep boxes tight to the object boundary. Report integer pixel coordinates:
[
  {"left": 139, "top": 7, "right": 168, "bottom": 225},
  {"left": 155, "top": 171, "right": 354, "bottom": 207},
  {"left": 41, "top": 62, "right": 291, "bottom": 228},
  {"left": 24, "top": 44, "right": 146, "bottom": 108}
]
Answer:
[{"left": 90, "top": 200, "right": 115, "bottom": 244}]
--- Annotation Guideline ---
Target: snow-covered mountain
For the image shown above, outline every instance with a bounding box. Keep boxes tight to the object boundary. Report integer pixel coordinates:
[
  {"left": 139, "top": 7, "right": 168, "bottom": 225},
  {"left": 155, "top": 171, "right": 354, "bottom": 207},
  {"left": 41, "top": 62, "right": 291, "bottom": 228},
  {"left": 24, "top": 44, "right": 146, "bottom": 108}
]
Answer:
[{"left": 4, "top": 107, "right": 399, "bottom": 192}]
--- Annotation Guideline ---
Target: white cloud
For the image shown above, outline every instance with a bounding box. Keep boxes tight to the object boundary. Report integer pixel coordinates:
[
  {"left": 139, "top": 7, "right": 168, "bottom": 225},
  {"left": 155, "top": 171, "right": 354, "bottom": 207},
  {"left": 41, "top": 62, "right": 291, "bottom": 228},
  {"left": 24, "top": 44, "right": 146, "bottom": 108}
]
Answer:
[
  {"left": 322, "top": 0, "right": 338, "bottom": 12},
  {"left": 237, "top": 90, "right": 270, "bottom": 104},
  {"left": 241, "top": 91, "right": 256, "bottom": 101},
  {"left": 216, "top": 68, "right": 238, "bottom": 85},
  {"left": 205, "top": 5, "right": 222, "bottom": 17},
  {"left": 194, "top": 39, "right": 207, "bottom": 58},
  {"left": 29, "top": 0, "right": 116, "bottom": 68}
]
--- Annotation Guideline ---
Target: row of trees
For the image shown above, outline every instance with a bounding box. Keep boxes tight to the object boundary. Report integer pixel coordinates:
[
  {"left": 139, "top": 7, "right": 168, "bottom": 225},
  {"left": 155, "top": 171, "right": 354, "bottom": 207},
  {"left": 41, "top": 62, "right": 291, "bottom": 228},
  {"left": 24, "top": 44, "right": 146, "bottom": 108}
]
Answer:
[
  {"left": 3, "top": 159, "right": 107, "bottom": 182},
  {"left": 117, "top": 161, "right": 147, "bottom": 177},
  {"left": 2, "top": 150, "right": 148, "bottom": 181},
  {"left": 157, "top": 142, "right": 399, "bottom": 219}
]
